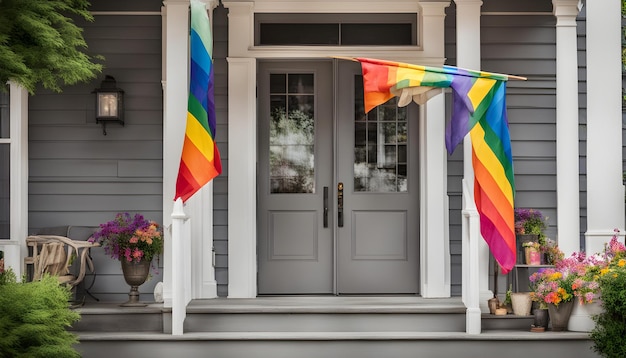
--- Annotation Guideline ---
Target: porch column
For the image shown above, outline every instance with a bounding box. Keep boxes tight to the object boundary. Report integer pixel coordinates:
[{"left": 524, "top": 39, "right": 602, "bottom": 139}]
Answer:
[
  {"left": 552, "top": 0, "right": 582, "bottom": 257},
  {"left": 225, "top": 1, "right": 257, "bottom": 298},
  {"left": 454, "top": 0, "right": 492, "bottom": 313},
  {"left": 419, "top": 2, "right": 451, "bottom": 298},
  {"left": 420, "top": 91, "right": 451, "bottom": 297},
  {"left": 162, "top": 0, "right": 190, "bottom": 306},
  {"left": 226, "top": 58, "right": 257, "bottom": 298},
  {"left": 585, "top": 0, "right": 625, "bottom": 254},
  {"left": 7, "top": 81, "right": 28, "bottom": 279}
]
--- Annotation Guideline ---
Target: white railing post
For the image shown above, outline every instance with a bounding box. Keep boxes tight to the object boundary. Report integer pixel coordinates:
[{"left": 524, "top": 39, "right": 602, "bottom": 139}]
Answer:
[
  {"left": 171, "top": 198, "right": 190, "bottom": 335},
  {"left": 461, "top": 179, "right": 481, "bottom": 334}
]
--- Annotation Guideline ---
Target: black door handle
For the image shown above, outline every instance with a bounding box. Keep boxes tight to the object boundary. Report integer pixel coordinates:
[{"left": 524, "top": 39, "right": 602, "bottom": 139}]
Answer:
[{"left": 337, "top": 182, "right": 344, "bottom": 227}]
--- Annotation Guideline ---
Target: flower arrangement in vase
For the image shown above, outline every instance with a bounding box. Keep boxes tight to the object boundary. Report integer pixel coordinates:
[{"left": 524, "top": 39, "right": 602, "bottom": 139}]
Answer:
[
  {"left": 89, "top": 212, "right": 163, "bottom": 264},
  {"left": 89, "top": 213, "right": 163, "bottom": 306}
]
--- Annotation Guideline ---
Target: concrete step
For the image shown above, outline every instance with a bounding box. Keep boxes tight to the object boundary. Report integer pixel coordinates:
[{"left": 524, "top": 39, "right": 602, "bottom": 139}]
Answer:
[
  {"left": 75, "top": 330, "right": 598, "bottom": 358},
  {"left": 183, "top": 296, "right": 467, "bottom": 333}
]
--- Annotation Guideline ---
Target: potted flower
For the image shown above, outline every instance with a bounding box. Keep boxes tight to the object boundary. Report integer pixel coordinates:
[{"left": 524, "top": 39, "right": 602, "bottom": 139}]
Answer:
[
  {"left": 529, "top": 266, "right": 576, "bottom": 331},
  {"left": 514, "top": 208, "right": 548, "bottom": 264},
  {"left": 89, "top": 212, "right": 163, "bottom": 306},
  {"left": 541, "top": 237, "right": 564, "bottom": 265},
  {"left": 522, "top": 241, "right": 542, "bottom": 265}
]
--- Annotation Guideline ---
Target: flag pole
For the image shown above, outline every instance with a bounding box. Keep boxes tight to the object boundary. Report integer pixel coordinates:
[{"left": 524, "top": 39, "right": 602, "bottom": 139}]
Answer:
[{"left": 331, "top": 56, "right": 527, "bottom": 81}]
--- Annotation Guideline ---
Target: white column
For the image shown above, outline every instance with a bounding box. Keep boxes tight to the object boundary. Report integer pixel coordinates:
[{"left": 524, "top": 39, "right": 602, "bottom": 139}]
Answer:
[
  {"left": 454, "top": 0, "right": 491, "bottom": 313},
  {"left": 162, "top": 0, "right": 190, "bottom": 306},
  {"left": 8, "top": 81, "right": 28, "bottom": 279},
  {"left": 226, "top": 57, "right": 257, "bottom": 298},
  {"left": 585, "top": 0, "right": 625, "bottom": 254},
  {"left": 420, "top": 90, "right": 451, "bottom": 297},
  {"left": 552, "top": 0, "right": 582, "bottom": 257},
  {"left": 191, "top": 0, "right": 219, "bottom": 300},
  {"left": 419, "top": 2, "right": 451, "bottom": 298}
]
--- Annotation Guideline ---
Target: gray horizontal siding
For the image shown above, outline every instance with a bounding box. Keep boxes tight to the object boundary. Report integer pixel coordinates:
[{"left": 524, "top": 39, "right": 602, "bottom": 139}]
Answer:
[
  {"left": 213, "top": 5, "right": 229, "bottom": 297},
  {"left": 28, "top": 1, "right": 164, "bottom": 302}
]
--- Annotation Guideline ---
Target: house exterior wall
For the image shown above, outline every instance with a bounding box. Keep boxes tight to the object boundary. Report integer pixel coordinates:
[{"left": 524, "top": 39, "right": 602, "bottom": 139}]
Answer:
[
  {"left": 22, "top": 0, "right": 618, "bottom": 300},
  {"left": 27, "top": 0, "right": 164, "bottom": 301}
]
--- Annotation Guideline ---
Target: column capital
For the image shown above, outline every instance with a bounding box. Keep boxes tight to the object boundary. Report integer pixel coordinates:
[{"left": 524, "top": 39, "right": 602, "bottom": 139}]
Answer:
[
  {"left": 552, "top": 0, "right": 582, "bottom": 23},
  {"left": 453, "top": 0, "right": 483, "bottom": 7},
  {"left": 419, "top": 1, "right": 451, "bottom": 15}
]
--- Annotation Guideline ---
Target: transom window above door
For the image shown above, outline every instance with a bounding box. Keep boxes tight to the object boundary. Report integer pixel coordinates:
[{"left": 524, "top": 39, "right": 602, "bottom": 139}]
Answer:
[{"left": 255, "top": 13, "right": 418, "bottom": 46}]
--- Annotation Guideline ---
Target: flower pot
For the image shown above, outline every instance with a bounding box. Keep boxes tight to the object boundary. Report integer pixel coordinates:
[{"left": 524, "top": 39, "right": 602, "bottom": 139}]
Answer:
[
  {"left": 547, "top": 300, "right": 574, "bottom": 331},
  {"left": 525, "top": 247, "right": 541, "bottom": 265},
  {"left": 511, "top": 292, "right": 532, "bottom": 316},
  {"left": 516, "top": 234, "right": 539, "bottom": 264},
  {"left": 533, "top": 308, "right": 550, "bottom": 329},
  {"left": 120, "top": 258, "right": 151, "bottom": 307},
  {"left": 568, "top": 301, "right": 603, "bottom": 332}
]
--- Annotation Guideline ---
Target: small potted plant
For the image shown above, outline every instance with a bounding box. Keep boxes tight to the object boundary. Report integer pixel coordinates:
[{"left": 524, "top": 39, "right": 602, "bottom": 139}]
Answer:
[
  {"left": 515, "top": 208, "right": 548, "bottom": 264},
  {"left": 522, "top": 241, "right": 542, "bottom": 265}
]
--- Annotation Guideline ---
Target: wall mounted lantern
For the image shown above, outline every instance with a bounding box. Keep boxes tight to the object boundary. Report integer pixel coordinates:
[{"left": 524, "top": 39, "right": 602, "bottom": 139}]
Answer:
[{"left": 93, "top": 75, "right": 124, "bottom": 135}]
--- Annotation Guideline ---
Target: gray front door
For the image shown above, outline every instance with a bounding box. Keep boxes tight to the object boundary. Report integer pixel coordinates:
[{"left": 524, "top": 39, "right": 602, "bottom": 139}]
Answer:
[{"left": 258, "top": 60, "right": 419, "bottom": 295}]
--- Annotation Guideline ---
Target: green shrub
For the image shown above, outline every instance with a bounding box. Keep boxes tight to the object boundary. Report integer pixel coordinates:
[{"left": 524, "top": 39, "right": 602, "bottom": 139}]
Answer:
[
  {"left": 591, "top": 258, "right": 626, "bottom": 358},
  {"left": 0, "top": 270, "right": 81, "bottom": 358}
]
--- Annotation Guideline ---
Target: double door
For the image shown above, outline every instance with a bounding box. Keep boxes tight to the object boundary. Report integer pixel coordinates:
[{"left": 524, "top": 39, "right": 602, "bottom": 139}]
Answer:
[{"left": 257, "top": 60, "right": 419, "bottom": 294}]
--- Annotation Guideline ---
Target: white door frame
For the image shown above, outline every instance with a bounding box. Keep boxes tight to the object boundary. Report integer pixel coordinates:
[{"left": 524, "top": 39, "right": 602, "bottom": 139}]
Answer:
[{"left": 223, "top": 0, "right": 451, "bottom": 298}]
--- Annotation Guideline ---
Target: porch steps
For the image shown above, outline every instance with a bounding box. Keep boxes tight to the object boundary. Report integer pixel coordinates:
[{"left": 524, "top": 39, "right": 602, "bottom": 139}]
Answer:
[{"left": 72, "top": 297, "right": 599, "bottom": 358}]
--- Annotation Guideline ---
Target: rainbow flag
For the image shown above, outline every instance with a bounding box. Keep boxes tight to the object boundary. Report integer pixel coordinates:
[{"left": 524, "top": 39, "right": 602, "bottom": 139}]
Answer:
[
  {"left": 357, "top": 57, "right": 516, "bottom": 273},
  {"left": 175, "top": 0, "right": 222, "bottom": 203}
]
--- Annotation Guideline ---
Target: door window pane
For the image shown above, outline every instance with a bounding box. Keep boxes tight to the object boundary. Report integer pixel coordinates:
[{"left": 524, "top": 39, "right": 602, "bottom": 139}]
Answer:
[
  {"left": 353, "top": 75, "right": 408, "bottom": 192},
  {"left": 269, "top": 73, "right": 315, "bottom": 193}
]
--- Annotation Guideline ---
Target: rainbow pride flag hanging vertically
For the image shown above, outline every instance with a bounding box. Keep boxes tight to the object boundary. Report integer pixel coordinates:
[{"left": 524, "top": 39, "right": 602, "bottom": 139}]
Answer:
[
  {"left": 175, "top": 0, "right": 222, "bottom": 203},
  {"left": 356, "top": 57, "right": 516, "bottom": 273}
]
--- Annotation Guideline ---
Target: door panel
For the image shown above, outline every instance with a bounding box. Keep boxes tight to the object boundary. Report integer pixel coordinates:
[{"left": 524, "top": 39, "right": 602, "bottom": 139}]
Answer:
[
  {"left": 257, "top": 60, "right": 419, "bottom": 295},
  {"left": 336, "top": 61, "right": 419, "bottom": 294},
  {"left": 257, "top": 61, "right": 334, "bottom": 294}
]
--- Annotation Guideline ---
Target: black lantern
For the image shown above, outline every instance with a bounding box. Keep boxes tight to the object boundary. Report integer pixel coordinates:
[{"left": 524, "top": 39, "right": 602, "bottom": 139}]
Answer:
[{"left": 93, "top": 75, "right": 124, "bottom": 135}]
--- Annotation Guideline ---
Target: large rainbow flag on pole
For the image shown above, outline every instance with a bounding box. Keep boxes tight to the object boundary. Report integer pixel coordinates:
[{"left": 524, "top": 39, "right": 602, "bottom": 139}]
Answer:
[
  {"left": 175, "top": 0, "right": 222, "bottom": 203},
  {"left": 356, "top": 57, "right": 517, "bottom": 273}
]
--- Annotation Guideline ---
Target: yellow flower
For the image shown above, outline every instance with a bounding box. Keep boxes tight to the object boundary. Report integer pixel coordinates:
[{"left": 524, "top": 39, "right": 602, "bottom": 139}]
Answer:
[
  {"left": 618, "top": 259, "right": 626, "bottom": 267},
  {"left": 600, "top": 268, "right": 610, "bottom": 276}
]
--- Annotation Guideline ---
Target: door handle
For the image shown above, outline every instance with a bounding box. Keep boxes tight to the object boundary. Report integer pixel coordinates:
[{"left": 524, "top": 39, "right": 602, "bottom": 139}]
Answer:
[
  {"left": 323, "top": 186, "right": 328, "bottom": 228},
  {"left": 337, "top": 182, "right": 344, "bottom": 227}
]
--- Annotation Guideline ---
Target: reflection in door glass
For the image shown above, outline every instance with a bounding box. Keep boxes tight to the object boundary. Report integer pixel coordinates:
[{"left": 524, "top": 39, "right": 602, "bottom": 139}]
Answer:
[
  {"left": 354, "top": 75, "right": 408, "bottom": 192},
  {"left": 269, "top": 73, "right": 315, "bottom": 193}
]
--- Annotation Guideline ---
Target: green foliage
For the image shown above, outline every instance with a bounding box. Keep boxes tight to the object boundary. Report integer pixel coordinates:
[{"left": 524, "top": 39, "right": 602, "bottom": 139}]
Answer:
[
  {"left": 0, "top": 272, "right": 81, "bottom": 358},
  {"left": 0, "top": 0, "right": 103, "bottom": 94},
  {"left": 591, "top": 258, "right": 626, "bottom": 357}
]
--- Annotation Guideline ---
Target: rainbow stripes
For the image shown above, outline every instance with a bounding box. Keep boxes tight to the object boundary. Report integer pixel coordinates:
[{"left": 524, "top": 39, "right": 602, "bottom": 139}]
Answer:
[
  {"left": 175, "top": 0, "right": 222, "bottom": 203},
  {"left": 357, "top": 58, "right": 516, "bottom": 273}
]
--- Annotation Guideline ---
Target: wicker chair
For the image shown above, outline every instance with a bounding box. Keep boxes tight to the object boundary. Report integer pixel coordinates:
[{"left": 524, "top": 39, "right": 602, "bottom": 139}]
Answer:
[{"left": 25, "top": 235, "right": 99, "bottom": 289}]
